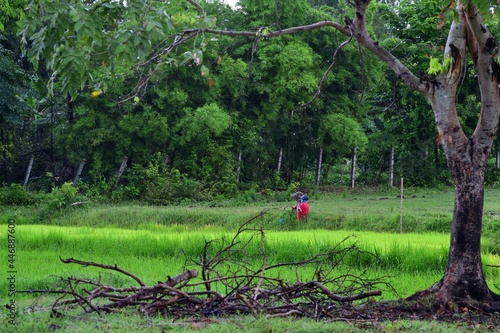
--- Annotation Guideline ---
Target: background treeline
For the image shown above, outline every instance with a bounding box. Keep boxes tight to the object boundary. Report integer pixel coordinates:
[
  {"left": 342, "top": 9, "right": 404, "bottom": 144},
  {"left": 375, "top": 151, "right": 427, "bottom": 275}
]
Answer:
[{"left": 2, "top": 0, "right": 500, "bottom": 204}]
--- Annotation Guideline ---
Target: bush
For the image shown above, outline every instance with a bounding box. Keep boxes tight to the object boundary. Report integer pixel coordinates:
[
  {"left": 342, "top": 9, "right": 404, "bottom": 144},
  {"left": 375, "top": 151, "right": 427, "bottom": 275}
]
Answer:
[
  {"left": 44, "top": 182, "right": 83, "bottom": 210},
  {"left": 0, "top": 183, "right": 37, "bottom": 205},
  {"left": 136, "top": 167, "right": 210, "bottom": 204}
]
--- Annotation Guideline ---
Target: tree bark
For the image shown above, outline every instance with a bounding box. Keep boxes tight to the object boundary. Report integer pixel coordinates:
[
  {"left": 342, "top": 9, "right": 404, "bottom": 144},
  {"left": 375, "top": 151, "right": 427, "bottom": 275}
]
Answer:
[
  {"left": 277, "top": 147, "right": 283, "bottom": 172},
  {"left": 23, "top": 155, "right": 35, "bottom": 188},
  {"left": 437, "top": 150, "right": 493, "bottom": 301},
  {"left": 72, "top": 159, "right": 86, "bottom": 187},
  {"left": 236, "top": 149, "right": 242, "bottom": 182},
  {"left": 112, "top": 157, "right": 128, "bottom": 192}
]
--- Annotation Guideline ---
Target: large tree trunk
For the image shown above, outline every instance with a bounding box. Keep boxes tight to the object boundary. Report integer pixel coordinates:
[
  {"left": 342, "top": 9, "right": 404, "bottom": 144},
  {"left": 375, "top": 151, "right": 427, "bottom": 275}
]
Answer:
[
  {"left": 349, "top": 0, "right": 500, "bottom": 306},
  {"left": 410, "top": 149, "right": 498, "bottom": 304}
]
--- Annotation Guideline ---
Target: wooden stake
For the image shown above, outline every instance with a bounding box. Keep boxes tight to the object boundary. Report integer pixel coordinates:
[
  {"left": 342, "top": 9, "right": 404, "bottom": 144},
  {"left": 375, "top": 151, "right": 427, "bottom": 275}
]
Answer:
[{"left": 400, "top": 177, "right": 404, "bottom": 233}]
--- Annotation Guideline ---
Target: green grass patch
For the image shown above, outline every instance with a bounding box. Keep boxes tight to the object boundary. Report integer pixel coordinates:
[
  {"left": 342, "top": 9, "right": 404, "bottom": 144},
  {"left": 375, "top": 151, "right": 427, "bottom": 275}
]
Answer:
[{"left": 2, "top": 306, "right": 484, "bottom": 333}]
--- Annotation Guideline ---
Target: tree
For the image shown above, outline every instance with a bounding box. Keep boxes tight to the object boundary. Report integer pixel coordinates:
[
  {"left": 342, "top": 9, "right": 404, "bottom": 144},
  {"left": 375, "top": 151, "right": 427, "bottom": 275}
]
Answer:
[
  {"left": 348, "top": 0, "right": 499, "bottom": 305},
  {"left": 317, "top": 113, "right": 368, "bottom": 186},
  {"left": 0, "top": 0, "right": 34, "bottom": 184},
  {"left": 20, "top": 0, "right": 500, "bottom": 307}
]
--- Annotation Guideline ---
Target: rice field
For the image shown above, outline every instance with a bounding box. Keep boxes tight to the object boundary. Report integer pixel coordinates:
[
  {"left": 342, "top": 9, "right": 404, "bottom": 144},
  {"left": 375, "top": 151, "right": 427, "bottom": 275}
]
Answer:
[
  {"left": 1, "top": 187, "right": 499, "bottom": 332},
  {"left": 2, "top": 223, "right": 499, "bottom": 301}
]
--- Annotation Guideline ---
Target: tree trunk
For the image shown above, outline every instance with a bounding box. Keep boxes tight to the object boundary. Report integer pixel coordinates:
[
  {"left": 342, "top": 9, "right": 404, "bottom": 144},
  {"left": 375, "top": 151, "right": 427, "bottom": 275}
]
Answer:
[
  {"left": 410, "top": 149, "right": 498, "bottom": 304},
  {"left": 389, "top": 145, "right": 394, "bottom": 187},
  {"left": 315, "top": 146, "right": 323, "bottom": 187},
  {"left": 496, "top": 151, "right": 499, "bottom": 169},
  {"left": 347, "top": 0, "right": 500, "bottom": 306},
  {"left": 277, "top": 147, "right": 283, "bottom": 172},
  {"left": 350, "top": 146, "right": 357, "bottom": 189},
  {"left": 112, "top": 157, "right": 128, "bottom": 192},
  {"left": 72, "top": 159, "right": 86, "bottom": 187},
  {"left": 23, "top": 155, "right": 35, "bottom": 188},
  {"left": 1, "top": 129, "right": 8, "bottom": 182},
  {"left": 437, "top": 151, "right": 493, "bottom": 301},
  {"left": 236, "top": 149, "right": 242, "bottom": 182}
]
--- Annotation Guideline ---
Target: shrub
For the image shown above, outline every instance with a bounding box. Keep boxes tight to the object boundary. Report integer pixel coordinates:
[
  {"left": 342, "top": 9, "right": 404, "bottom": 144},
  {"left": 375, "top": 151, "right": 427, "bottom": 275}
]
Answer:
[
  {"left": 44, "top": 182, "right": 88, "bottom": 211},
  {"left": 0, "top": 183, "right": 37, "bottom": 205}
]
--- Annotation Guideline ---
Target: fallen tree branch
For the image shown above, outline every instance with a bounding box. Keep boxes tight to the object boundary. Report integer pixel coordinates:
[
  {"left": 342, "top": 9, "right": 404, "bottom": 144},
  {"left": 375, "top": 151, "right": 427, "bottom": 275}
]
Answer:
[{"left": 59, "top": 257, "right": 146, "bottom": 287}]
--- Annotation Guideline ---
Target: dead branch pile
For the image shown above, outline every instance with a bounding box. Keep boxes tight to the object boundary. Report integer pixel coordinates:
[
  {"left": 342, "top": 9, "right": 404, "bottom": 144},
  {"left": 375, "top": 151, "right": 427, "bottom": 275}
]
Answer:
[{"left": 30, "top": 215, "right": 393, "bottom": 319}]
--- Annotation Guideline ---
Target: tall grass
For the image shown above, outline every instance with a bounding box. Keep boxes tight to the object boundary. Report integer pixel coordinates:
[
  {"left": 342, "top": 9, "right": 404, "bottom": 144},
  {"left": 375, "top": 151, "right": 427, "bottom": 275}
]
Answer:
[{"left": 5, "top": 187, "right": 499, "bottom": 238}]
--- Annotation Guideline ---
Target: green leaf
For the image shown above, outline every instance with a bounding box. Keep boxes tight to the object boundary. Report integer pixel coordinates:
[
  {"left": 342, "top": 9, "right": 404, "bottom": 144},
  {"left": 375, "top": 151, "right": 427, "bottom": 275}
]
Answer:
[
  {"left": 427, "top": 57, "right": 442, "bottom": 75},
  {"left": 443, "top": 56, "right": 453, "bottom": 72},
  {"left": 200, "top": 64, "right": 209, "bottom": 77}
]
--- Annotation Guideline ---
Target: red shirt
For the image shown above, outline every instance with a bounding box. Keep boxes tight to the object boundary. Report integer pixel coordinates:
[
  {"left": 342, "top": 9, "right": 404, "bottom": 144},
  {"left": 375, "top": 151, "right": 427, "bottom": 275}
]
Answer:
[{"left": 296, "top": 201, "right": 309, "bottom": 220}]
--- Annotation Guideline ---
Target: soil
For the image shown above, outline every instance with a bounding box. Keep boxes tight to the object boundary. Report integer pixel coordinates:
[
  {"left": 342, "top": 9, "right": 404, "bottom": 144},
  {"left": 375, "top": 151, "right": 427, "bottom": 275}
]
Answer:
[{"left": 324, "top": 300, "right": 499, "bottom": 330}]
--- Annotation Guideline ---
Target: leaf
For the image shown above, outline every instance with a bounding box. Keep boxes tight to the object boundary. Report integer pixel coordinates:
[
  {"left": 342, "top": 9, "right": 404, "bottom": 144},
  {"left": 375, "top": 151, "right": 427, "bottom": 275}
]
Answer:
[
  {"left": 443, "top": 56, "right": 453, "bottom": 72},
  {"left": 181, "top": 51, "right": 193, "bottom": 66},
  {"left": 200, "top": 64, "right": 209, "bottom": 77},
  {"left": 90, "top": 89, "right": 103, "bottom": 97},
  {"left": 133, "top": 96, "right": 140, "bottom": 104},
  {"left": 427, "top": 57, "right": 442, "bottom": 75},
  {"left": 208, "top": 77, "right": 214, "bottom": 88}
]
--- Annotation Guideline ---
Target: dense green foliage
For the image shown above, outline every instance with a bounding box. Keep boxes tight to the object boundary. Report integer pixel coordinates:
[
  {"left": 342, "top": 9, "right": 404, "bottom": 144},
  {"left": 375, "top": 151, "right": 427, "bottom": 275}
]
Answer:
[{"left": 2, "top": 0, "right": 500, "bottom": 201}]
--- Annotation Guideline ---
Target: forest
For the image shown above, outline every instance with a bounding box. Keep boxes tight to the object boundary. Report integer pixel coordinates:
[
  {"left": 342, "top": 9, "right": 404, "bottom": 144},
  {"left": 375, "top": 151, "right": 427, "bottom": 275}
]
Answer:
[{"left": 4, "top": 0, "right": 499, "bottom": 204}]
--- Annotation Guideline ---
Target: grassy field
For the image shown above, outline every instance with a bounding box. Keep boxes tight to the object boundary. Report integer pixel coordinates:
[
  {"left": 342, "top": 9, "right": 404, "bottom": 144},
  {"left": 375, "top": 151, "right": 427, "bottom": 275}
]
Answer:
[{"left": 1, "top": 187, "right": 499, "bottom": 332}]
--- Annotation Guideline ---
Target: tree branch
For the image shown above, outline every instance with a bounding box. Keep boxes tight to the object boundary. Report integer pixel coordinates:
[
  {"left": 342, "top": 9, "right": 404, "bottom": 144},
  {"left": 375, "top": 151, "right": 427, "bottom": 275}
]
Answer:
[
  {"left": 60, "top": 257, "right": 146, "bottom": 287},
  {"left": 348, "top": 0, "right": 426, "bottom": 95},
  {"left": 186, "top": 0, "right": 205, "bottom": 17}
]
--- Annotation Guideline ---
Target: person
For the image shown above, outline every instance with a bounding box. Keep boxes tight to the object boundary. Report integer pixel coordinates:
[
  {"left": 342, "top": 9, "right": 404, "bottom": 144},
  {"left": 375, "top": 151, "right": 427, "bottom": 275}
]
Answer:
[{"left": 291, "top": 191, "right": 309, "bottom": 221}]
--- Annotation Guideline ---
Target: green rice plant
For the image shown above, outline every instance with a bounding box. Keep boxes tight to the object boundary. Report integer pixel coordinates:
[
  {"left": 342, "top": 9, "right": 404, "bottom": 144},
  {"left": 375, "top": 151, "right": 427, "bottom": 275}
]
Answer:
[
  {"left": 2, "top": 188, "right": 500, "bottom": 304},
  {"left": 2, "top": 225, "right": 499, "bottom": 308}
]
